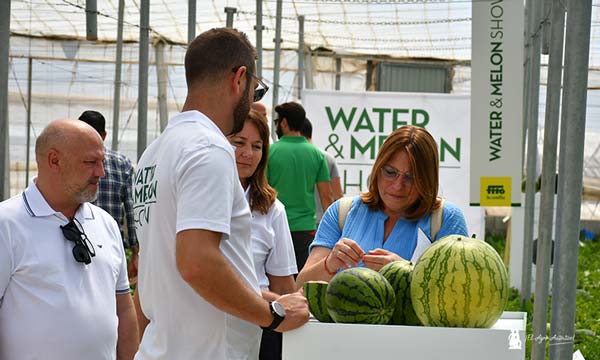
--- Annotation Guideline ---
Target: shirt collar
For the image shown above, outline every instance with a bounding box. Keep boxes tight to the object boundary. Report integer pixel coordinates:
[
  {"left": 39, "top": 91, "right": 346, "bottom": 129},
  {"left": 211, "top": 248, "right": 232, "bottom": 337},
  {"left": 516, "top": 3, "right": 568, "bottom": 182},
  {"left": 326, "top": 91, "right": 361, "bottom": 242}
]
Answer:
[
  {"left": 22, "top": 179, "right": 95, "bottom": 222},
  {"left": 243, "top": 184, "right": 251, "bottom": 202},
  {"left": 280, "top": 135, "right": 308, "bottom": 143},
  {"left": 166, "top": 110, "right": 223, "bottom": 135}
]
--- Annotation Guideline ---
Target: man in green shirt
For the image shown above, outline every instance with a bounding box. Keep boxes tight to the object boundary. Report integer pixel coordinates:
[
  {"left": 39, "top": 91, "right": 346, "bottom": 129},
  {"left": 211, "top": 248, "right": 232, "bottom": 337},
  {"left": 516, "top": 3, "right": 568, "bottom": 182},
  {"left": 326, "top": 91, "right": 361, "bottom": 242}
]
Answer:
[{"left": 267, "top": 102, "right": 333, "bottom": 271}]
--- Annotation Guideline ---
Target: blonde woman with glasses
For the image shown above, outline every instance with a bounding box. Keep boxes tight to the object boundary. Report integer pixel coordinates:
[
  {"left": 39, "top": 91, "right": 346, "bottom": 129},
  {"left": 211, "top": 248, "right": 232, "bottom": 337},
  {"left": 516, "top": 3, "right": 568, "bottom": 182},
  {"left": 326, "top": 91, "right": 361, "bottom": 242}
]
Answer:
[{"left": 296, "top": 125, "right": 468, "bottom": 287}]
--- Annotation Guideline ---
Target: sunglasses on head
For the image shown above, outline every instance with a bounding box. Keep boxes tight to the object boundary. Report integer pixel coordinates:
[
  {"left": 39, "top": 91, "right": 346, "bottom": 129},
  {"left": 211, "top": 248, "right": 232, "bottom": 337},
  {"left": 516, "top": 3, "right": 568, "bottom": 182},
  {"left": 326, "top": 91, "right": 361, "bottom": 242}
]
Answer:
[
  {"left": 232, "top": 66, "right": 269, "bottom": 102},
  {"left": 60, "top": 218, "right": 96, "bottom": 264}
]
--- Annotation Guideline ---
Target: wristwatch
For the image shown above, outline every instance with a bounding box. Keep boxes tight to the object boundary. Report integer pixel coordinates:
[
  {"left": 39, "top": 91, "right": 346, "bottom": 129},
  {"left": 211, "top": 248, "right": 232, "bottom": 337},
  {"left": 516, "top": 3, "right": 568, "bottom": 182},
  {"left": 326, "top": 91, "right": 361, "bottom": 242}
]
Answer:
[{"left": 260, "top": 301, "right": 286, "bottom": 331}]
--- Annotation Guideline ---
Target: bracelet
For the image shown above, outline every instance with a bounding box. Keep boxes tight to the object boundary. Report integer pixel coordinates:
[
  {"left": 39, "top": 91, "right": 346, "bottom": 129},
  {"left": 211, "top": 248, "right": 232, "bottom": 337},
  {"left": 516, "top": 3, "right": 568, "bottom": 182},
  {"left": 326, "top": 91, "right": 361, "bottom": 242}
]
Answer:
[{"left": 323, "top": 252, "right": 337, "bottom": 276}]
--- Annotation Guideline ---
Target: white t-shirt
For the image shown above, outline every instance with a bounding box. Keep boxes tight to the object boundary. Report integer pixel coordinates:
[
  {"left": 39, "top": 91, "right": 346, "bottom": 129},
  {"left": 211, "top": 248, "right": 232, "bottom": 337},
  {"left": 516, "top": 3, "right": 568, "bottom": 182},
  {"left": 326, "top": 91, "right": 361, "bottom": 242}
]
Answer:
[
  {"left": 0, "top": 182, "right": 130, "bottom": 360},
  {"left": 245, "top": 187, "right": 298, "bottom": 290},
  {"left": 133, "top": 110, "right": 261, "bottom": 360}
]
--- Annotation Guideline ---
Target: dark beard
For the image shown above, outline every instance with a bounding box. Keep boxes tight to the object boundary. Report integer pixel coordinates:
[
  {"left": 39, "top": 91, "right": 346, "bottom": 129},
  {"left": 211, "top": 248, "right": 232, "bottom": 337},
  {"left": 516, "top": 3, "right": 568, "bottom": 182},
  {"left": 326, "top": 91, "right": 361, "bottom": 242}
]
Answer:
[
  {"left": 275, "top": 123, "right": 283, "bottom": 139},
  {"left": 230, "top": 81, "right": 251, "bottom": 135}
]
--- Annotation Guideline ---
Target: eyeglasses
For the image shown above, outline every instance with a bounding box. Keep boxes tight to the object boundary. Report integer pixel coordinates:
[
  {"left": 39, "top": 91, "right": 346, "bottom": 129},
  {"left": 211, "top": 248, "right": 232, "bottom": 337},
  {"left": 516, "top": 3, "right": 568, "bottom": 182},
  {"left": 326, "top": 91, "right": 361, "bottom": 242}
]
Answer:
[
  {"left": 60, "top": 218, "right": 96, "bottom": 264},
  {"left": 252, "top": 75, "right": 269, "bottom": 102},
  {"left": 232, "top": 66, "right": 269, "bottom": 102},
  {"left": 381, "top": 165, "right": 414, "bottom": 187}
]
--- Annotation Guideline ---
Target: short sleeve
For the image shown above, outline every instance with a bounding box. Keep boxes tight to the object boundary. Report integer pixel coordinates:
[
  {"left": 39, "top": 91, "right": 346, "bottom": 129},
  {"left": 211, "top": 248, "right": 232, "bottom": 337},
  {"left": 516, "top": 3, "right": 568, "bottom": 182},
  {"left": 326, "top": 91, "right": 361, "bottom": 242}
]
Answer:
[
  {"left": 175, "top": 144, "right": 235, "bottom": 235},
  {"left": 310, "top": 199, "right": 341, "bottom": 252},
  {"left": 110, "top": 220, "right": 130, "bottom": 294},
  {"left": 0, "top": 235, "right": 12, "bottom": 299},
  {"left": 264, "top": 202, "right": 298, "bottom": 276},
  {"left": 329, "top": 159, "right": 340, "bottom": 179},
  {"left": 316, "top": 153, "right": 331, "bottom": 183},
  {"left": 436, "top": 202, "right": 469, "bottom": 240}
]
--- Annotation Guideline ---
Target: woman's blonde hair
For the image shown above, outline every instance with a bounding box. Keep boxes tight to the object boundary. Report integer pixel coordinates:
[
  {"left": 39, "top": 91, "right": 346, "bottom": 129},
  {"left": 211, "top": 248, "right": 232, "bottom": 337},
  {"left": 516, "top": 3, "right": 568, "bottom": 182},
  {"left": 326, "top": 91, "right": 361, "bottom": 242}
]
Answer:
[{"left": 361, "top": 125, "right": 441, "bottom": 220}]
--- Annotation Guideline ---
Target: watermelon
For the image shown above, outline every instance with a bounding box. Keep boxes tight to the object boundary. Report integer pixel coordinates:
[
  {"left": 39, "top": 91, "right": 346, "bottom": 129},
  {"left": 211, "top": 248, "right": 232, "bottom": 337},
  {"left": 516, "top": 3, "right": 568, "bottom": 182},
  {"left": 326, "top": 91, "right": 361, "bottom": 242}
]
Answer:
[
  {"left": 410, "top": 234, "right": 509, "bottom": 328},
  {"left": 303, "top": 281, "right": 333, "bottom": 323},
  {"left": 326, "top": 267, "right": 395, "bottom": 324},
  {"left": 379, "top": 260, "right": 421, "bottom": 326}
]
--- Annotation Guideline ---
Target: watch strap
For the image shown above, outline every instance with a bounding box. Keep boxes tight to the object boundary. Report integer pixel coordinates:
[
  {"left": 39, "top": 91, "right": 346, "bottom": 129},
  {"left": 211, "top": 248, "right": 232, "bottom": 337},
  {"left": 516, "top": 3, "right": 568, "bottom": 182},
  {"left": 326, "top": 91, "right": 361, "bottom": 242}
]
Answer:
[{"left": 260, "top": 301, "right": 285, "bottom": 331}]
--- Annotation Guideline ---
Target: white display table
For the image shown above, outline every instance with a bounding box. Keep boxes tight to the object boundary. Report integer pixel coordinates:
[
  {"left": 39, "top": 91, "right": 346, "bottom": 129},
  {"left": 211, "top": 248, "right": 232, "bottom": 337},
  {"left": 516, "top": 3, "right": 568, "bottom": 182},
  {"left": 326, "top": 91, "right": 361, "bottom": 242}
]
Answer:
[{"left": 283, "top": 311, "right": 526, "bottom": 360}]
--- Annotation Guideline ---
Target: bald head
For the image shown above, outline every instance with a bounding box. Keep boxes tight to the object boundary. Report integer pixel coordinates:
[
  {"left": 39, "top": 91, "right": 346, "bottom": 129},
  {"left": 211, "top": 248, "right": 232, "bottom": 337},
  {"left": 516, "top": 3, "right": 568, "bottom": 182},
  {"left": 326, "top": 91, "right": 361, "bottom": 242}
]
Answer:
[
  {"left": 34, "top": 119, "right": 106, "bottom": 216},
  {"left": 251, "top": 102, "right": 267, "bottom": 117},
  {"left": 35, "top": 119, "right": 103, "bottom": 165}
]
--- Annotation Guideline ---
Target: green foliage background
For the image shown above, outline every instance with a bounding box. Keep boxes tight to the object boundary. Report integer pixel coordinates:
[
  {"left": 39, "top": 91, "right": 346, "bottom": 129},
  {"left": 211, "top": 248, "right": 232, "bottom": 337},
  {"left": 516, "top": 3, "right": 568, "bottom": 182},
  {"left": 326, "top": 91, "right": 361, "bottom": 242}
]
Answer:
[{"left": 486, "top": 234, "right": 600, "bottom": 359}]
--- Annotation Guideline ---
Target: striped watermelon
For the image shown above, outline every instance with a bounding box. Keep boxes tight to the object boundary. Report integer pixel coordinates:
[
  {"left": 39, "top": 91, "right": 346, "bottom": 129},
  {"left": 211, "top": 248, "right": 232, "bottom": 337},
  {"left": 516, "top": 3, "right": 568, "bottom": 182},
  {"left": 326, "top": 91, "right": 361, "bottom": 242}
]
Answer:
[
  {"left": 379, "top": 260, "right": 421, "bottom": 326},
  {"left": 303, "top": 281, "right": 333, "bottom": 323},
  {"left": 326, "top": 267, "right": 395, "bottom": 324},
  {"left": 410, "top": 234, "right": 509, "bottom": 328}
]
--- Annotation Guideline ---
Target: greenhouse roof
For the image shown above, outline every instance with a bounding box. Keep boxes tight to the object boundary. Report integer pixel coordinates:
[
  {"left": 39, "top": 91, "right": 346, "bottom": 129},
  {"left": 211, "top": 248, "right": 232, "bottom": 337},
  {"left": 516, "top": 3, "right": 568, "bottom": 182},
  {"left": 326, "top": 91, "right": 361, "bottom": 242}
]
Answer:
[{"left": 8, "top": 0, "right": 598, "bottom": 65}]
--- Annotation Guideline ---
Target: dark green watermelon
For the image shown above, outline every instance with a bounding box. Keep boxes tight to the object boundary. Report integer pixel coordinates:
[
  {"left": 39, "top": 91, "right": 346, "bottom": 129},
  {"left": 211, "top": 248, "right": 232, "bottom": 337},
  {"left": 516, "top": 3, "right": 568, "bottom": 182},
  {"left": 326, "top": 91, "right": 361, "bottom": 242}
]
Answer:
[
  {"left": 303, "top": 281, "right": 333, "bottom": 322},
  {"left": 326, "top": 267, "right": 395, "bottom": 324},
  {"left": 379, "top": 260, "right": 421, "bottom": 326}
]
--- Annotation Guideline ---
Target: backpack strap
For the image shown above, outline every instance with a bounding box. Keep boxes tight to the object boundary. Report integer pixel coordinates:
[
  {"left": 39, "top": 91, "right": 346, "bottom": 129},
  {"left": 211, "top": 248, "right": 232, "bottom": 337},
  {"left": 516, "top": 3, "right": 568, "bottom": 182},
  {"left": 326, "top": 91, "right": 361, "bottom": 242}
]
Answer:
[
  {"left": 337, "top": 196, "right": 354, "bottom": 232},
  {"left": 430, "top": 198, "right": 445, "bottom": 241}
]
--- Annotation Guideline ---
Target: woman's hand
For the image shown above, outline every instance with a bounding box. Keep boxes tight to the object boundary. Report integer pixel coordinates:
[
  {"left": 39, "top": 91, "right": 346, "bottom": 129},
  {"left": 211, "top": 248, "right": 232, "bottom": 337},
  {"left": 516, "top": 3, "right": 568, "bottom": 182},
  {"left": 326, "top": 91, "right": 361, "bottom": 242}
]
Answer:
[
  {"left": 326, "top": 238, "right": 365, "bottom": 273},
  {"left": 363, "top": 248, "right": 403, "bottom": 271}
]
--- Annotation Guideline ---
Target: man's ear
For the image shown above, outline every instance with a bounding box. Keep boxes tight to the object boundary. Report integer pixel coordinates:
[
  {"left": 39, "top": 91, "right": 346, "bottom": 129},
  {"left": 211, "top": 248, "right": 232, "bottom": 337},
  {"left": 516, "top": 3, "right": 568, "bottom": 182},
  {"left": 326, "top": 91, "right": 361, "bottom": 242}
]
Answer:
[
  {"left": 232, "top": 66, "right": 248, "bottom": 96},
  {"left": 47, "top": 149, "right": 61, "bottom": 171}
]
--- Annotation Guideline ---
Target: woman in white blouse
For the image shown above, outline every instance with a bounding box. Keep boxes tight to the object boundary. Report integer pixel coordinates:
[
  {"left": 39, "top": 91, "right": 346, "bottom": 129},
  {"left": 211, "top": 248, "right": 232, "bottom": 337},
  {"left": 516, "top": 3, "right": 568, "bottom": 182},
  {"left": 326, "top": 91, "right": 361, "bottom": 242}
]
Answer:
[{"left": 229, "top": 109, "right": 297, "bottom": 360}]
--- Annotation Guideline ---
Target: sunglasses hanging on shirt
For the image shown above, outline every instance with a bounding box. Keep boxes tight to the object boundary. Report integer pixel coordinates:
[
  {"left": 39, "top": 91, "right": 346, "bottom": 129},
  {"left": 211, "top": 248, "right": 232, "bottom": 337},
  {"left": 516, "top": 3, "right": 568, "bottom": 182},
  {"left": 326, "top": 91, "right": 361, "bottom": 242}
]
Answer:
[{"left": 60, "top": 218, "right": 96, "bottom": 264}]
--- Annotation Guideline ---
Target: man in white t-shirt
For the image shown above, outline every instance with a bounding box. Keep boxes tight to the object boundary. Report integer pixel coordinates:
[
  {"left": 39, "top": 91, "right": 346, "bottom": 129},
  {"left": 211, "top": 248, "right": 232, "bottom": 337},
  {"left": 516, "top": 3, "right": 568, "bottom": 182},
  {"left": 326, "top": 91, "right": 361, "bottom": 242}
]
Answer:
[
  {"left": 132, "top": 28, "right": 309, "bottom": 360},
  {"left": 0, "top": 119, "right": 139, "bottom": 359}
]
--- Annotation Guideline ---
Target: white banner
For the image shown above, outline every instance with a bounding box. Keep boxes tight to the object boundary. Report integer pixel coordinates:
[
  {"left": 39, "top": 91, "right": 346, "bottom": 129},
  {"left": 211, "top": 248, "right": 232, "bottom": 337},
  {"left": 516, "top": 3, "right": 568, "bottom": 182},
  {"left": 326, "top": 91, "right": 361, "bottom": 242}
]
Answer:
[
  {"left": 471, "top": 0, "right": 524, "bottom": 206},
  {"left": 303, "top": 89, "right": 484, "bottom": 238}
]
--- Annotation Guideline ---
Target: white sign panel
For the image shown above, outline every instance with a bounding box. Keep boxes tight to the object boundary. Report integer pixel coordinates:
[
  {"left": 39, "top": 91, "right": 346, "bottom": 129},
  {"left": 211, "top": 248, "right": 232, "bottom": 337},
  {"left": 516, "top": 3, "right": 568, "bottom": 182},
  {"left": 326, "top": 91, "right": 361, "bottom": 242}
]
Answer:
[
  {"left": 303, "top": 89, "right": 484, "bottom": 238},
  {"left": 471, "top": 0, "right": 524, "bottom": 206}
]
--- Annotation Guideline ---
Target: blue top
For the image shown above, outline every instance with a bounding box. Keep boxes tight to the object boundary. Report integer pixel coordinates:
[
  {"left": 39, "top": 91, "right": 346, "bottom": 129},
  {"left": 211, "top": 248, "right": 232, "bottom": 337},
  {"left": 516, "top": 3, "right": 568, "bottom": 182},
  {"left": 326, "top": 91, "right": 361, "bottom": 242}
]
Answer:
[{"left": 310, "top": 196, "right": 469, "bottom": 262}]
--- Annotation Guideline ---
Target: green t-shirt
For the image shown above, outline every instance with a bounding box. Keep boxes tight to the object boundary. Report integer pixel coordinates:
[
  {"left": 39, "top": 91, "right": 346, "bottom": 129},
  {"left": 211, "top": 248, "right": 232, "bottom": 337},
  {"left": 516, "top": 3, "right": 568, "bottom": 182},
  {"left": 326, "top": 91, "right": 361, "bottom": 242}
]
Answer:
[{"left": 267, "top": 136, "right": 330, "bottom": 231}]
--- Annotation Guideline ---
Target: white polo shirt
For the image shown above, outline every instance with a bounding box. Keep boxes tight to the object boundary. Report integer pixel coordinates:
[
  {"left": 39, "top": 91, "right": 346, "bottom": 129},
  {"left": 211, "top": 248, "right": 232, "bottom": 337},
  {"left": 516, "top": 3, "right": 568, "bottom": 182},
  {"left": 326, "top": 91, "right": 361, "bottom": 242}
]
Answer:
[
  {"left": 245, "top": 187, "right": 298, "bottom": 290},
  {"left": 134, "top": 110, "right": 261, "bottom": 360},
  {"left": 0, "top": 182, "right": 130, "bottom": 360}
]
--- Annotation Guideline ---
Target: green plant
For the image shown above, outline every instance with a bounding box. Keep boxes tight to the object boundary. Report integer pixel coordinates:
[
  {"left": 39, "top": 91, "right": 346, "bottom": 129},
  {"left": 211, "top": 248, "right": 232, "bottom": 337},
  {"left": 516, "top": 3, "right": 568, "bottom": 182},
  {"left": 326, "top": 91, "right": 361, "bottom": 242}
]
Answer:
[{"left": 489, "top": 234, "right": 600, "bottom": 359}]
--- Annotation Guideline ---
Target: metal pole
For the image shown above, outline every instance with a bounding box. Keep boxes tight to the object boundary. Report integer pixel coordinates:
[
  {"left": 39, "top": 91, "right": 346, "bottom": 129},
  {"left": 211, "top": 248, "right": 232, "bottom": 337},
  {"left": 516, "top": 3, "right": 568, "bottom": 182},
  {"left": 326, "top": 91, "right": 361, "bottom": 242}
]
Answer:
[
  {"left": 521, "top": 0, "right": 543, "bottom": 307},
  {"left": 155, "top": 40, "right": 169, "bottom": 132},
  {"left": 270, "top": 0, "right": 283, "bottom": 142},
  {"left": 86, "top": 0, "right": 98, "bottom": 41},
  {"left": 188, "top": 0, "right": 196, "bottom": 44},
  {"left": 540, "top": 0, "right": 551, "bottom": 55},
  {"left": 225, "top": 7, "right": 237, "bottom": 28},
  {"left": 0, "top": 0, "right": 11, "bottom": 200},
  {"left": 335, "top": 57, "right": 342, "bottom": 90},
  {"left": 522, "top": 0, "right": 533, "bottom": 163},
  {"left": 297, "top": 15, "right": 304, "bottom": 99},
  {"left": 366, "top": 60, "right": 374, "bottom": 91},
  {"left": 551, "top": 13, "right": 571, "bottom": 352},
  {"left": 25, "top": 58, "right": 32, "bottom": 185},
  {"left": 549, "top": 0, "right": 593, "bottom": 358},
  {"left": 137, "top": 0, "right": 150, "bottom": 160},
  {"left": 112, "top": 0, "right": 124, "bottom": 151},
  {"left": 304, "top": 50, "right": 314, "bottom": 90},
  {"left": 531, "top": 0, "right": 565, "bottom": 358},
  {"left": 256, "top": 0, "right": 263, "bottom": 78}
]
